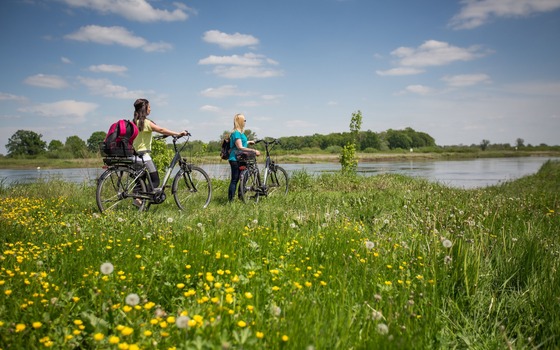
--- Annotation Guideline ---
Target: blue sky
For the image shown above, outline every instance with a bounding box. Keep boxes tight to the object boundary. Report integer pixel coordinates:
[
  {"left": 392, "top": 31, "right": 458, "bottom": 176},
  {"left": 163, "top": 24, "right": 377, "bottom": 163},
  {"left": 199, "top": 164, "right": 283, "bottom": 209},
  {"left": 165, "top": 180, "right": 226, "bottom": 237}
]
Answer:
[{"left": 1, "top": 0, "right": 560, "bottom": 155}]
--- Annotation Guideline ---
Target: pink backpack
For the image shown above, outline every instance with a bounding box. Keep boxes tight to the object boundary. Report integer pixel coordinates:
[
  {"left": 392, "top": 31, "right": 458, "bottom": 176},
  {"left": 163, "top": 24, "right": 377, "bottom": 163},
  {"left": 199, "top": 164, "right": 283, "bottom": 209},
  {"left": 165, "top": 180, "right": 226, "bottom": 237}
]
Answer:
[{"left": 100, "top": 120, "right": 139, "bottom": 157}]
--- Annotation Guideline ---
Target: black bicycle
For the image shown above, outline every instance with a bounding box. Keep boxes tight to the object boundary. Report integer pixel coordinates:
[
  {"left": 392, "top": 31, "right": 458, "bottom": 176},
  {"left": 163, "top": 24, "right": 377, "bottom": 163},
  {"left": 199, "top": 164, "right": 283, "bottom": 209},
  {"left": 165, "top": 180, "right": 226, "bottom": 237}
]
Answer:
[
  {"left": 238, "top": 138, "right": 288, "bottom": 203},
  {"left": 96, "top": 133, "right": 212, "bottom": 212}
]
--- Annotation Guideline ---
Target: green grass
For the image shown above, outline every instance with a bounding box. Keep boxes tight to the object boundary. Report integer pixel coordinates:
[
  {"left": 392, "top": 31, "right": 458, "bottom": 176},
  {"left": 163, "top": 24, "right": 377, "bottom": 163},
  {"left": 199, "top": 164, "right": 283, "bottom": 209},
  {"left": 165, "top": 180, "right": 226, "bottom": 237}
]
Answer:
[{"left": 1, "top": 161, "right": 559, "bottom": 349}]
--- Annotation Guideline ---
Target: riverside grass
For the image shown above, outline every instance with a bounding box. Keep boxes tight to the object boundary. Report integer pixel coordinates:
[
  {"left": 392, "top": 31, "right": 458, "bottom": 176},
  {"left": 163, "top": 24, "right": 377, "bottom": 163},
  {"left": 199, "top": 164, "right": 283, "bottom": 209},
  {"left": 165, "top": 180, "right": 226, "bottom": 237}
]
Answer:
[{"left": 0, "top": 162, "right": 559, "bottom": 349}]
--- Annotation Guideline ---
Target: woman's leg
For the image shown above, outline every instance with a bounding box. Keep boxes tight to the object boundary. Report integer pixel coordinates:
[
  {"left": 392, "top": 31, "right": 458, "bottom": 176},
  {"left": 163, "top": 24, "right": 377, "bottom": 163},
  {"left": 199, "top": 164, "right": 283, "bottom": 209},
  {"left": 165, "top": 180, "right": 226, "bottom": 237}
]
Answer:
[
  {"left": 144, "top": 157, "right": 160, "bottom": 190},
  {"left": 228, "top": 160, "right": 240, "bottom": 201}
]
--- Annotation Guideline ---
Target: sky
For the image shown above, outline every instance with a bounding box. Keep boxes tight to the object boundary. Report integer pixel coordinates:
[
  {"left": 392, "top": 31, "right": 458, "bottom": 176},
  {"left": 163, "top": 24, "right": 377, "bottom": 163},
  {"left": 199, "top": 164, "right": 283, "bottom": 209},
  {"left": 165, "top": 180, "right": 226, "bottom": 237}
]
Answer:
[{"left": 1, "top": 0, "right": 560, "bottom": 155}]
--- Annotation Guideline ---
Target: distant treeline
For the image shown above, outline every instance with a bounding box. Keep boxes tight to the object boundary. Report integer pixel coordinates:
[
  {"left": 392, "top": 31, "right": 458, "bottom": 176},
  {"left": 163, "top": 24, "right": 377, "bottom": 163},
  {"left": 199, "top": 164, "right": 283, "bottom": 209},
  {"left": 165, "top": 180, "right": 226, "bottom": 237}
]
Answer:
[{"left": 3, "top": 127, "right": 559, "bottom": 159}]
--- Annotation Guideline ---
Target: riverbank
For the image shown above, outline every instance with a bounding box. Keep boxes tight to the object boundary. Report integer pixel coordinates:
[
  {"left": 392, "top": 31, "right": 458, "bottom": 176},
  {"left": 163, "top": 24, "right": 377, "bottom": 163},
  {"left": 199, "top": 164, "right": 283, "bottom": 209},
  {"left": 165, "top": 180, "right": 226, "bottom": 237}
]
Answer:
[{"left": 1, "top": 150, "right": 559, "bottom": 169}]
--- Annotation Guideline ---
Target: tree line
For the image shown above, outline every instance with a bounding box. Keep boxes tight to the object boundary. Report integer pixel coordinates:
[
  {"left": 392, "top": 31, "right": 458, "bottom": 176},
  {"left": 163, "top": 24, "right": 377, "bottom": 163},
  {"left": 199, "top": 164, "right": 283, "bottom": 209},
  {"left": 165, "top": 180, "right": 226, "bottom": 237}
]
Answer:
[{"left": 3, "top": 128, "right": 556, "bottom": 159}]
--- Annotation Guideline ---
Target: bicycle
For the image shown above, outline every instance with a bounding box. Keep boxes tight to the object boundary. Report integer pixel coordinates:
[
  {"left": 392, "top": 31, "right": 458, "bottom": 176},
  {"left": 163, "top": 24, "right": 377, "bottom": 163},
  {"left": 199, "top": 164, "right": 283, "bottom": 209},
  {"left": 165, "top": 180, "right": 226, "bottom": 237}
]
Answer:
[
  {"left": 96, "top": 133, "right": 212, "bottom": 212},
  {"left": 238, "top": 138, "right": 289, "bottom": 202}
]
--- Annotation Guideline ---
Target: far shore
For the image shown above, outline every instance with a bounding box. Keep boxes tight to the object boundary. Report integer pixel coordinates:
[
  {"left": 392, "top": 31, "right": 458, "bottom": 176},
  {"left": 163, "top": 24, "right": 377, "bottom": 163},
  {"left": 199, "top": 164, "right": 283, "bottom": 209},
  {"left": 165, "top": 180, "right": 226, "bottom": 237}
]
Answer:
[{"left": 1, "top": 150, "right": 559, "bottom": 170}]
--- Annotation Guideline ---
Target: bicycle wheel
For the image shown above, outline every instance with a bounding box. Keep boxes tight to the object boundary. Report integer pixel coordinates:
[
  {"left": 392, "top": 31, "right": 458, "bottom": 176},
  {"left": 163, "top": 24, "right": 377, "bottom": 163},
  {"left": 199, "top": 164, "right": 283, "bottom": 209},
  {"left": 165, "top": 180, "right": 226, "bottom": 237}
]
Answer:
[
  {"left": 239, "top": 169, "right": 261, "bottom": 203},
  {"left": 172, "top": 166, "right": 212, "bottom": 210},
  {"left": 265, "top": 165, "right": 289, "bottom": 196},
  {"left": 96, "top": 167, "right": 146, "bottom": 212}
]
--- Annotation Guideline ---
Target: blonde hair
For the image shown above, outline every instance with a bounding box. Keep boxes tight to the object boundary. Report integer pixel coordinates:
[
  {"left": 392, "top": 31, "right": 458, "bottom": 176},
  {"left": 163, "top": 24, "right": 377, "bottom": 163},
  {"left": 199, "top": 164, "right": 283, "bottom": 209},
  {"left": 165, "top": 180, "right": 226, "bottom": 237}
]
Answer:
[{"left": 233, "top": 113, "right": 246, "bottom": 132}]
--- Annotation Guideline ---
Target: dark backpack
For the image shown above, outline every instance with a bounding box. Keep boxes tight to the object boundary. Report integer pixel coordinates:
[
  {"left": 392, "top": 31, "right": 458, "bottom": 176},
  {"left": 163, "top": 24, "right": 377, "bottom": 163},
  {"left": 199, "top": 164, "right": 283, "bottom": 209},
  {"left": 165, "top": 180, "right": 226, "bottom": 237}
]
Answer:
[
  {"left": 100, "top": 119, "right": 139, "bottom": 157},
  {"left": 220, "top": 136, "right": 231, "bottom": 160}
]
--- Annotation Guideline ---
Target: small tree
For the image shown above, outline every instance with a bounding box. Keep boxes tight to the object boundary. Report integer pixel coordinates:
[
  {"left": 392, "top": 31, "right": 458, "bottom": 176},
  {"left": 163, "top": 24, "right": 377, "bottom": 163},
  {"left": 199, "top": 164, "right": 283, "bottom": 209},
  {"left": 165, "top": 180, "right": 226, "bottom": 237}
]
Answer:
[
  {"left": 480, "top": 139, "right": 490, "bottom": 151},
  {"left": 6, "top": 130, "right": 46, "bottom": 157},
  {"left": 87, "top": 131, "right": 107, "bottom": 153},
  {"left": 515, "top": 138, "right": 525, "bottom": 148},
  {"left": 65, "top": 136, "right": 88, "bottom": 158},
  {"left": 340, "top": 110, "right": 362, "bottom": 174},
  {"left": 48, "top": 140, "right": 64, "bottom": 152}
]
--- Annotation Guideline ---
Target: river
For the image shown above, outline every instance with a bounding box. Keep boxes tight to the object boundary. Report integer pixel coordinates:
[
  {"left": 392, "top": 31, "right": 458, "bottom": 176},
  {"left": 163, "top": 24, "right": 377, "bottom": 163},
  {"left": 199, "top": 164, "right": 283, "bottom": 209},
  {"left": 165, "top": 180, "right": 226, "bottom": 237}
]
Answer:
[{"left": 0, "top": 157, "right": 558, "bottom": 189}]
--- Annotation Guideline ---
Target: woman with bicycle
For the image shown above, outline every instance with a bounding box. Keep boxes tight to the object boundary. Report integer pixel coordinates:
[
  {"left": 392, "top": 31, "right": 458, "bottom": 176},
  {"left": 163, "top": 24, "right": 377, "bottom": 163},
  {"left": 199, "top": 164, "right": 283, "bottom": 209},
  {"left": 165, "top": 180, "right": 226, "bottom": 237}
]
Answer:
[
  {"left": 227, "top": 113, "right": 260, "bottom": 201},
  {"left": 131, "top": 98, "right": 187, "bottom": 192}
]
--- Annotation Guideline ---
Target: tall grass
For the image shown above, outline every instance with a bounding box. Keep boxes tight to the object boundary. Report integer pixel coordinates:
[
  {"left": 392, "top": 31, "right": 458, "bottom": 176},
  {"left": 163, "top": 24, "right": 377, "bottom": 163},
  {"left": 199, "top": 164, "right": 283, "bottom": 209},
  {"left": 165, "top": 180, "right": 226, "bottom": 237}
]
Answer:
[{"left": 1, "top": 161, "right": 559, "bottom": 349}]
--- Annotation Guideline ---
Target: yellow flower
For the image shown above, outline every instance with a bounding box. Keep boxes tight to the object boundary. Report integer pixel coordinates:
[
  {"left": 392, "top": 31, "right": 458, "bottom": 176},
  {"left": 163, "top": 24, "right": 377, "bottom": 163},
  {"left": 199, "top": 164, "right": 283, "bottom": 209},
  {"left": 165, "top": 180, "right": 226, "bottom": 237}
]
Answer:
[
  {"left": 237, "top": 320, "right": 247, "bottom": 328},
  {"left": 32, "top": 322, "right": 42, "bottom": 329},
  {"left": 256, "top": 331, "right": 264, "bottom": 339},
  {"left": 121, "top": 326, "right": 134, "bottom": 336},
  {"left": 177, "top": 283, "right": 185, "bottom": 289},
  {"left": 93, "top": 333, "right": 104, "bottom": 341},
  {"left": 15, "top": 323, "right": 26, "bottom": 332},
  {"left": 282, "top": 335, "right": 289, "bottom": 342},
  {"left": 144, "top": 330, "right": 153, "bottom": 336},
  {"left": 144, "top": 301, "right": 156, "bottom": 309},
  {"left": 5, "top": 290, "right": 12, "bottom": 296},
  {"left": 123, "top": 305, "right": 132, "bottom": 312},
  {"left": 244, "top": 292, "right": 253, "bottom": 299}
]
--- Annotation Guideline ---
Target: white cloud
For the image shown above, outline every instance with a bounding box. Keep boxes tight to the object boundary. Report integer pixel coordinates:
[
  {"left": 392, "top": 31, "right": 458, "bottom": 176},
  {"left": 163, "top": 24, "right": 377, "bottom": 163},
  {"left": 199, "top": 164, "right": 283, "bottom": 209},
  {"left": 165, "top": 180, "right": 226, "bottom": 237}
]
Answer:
[
  {"left": 61, "top": 0, "right": 190, "bottom": 22},
  {"left": 77, "top": 77, "right": 146, "bottom": 99},
  {"left": 442, "top": 73, "right": 491, "bottom": 87},
  {"left": 376, "top": 67, "right": 425, "bottom": 76},
  {"left": 65, "top": 25, "right": 173, "bottom": 52},
  {"left": 450, "top": 0, "right": 560, "bottom": 29},
  {"left": 24, "top": 74, "right": 69, "bottom": 89},
  {"left": 61, "top": 57, "right": 72, "bottom": 64},
  {"left": 18, "top": 100, "right": 98, "bottom": 123},
  {"left": 88, "top": 64, "right": 128, "bottom": 75},
  {"left": 392, "top": 40, "right": 486, "bottom": 67},
  {"left": 199, "top": 53, "right": 266, "bottom": 66},
  {"left": 402, "top": 85, "right": 434, "bottom": 95},
  {"left": 203, "top": 30, "right": 259, "bottom": 49},
  {"left": 200, "top": 85, "right": 251, "bottom": 98},
  {"left": 199, "top": 105, "right": 222, "bottom": 113},
  {"left": 199, "top": 53, "right": 282, "bottom": 79},
  {"left": 0, "top": 92, "right": 27, "bottom": 102}
]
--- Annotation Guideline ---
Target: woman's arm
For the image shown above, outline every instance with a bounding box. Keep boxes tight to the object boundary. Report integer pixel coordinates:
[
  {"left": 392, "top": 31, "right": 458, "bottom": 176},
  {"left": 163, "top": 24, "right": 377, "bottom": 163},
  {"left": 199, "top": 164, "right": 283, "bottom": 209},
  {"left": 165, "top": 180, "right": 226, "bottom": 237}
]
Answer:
[
  {"left": 235, "top": 138, "right": 260, "bottom": 156},
  {"left": 149, "top": 121, "right": 186, "bottom": 137}
]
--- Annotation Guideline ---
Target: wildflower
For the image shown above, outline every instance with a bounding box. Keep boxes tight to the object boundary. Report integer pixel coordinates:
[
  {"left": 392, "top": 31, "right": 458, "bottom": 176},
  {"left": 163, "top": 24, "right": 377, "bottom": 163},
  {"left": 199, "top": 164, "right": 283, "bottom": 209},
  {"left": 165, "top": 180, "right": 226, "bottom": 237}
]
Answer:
[
  {"left": 117, "top": 217, "right": 124, "bottom": 223},
  {"left": 256, "top": 331, "right": 264, "bottom": 339},
  {"left": 365, "top": 241, "right": 375, "bottom": 249},
  {"left": 442, "top": 239, "right": 453, "bottom": 248},
  {"left": 377, "top": 323, "right": 389, "bottom": 335},
  {"left": 271, "top": 305, "right": 282, "bottom": 317},
  {"left": 125, "top": 293, "right": 140, "bottom": 306},
  {"left": 282, "top": 335, "right": 289, "bottom": 342},
  {"left": 121, "top": 326, "right": 134, "bottom": 336},
  {"left": 244, "top": 292, "right": 253, "bottom": 299},
  {"left": 237, "top": 320, "right": 247, "bottom": 328},
  {"left": 32, "top": 322, "right": 42, "bottom": 329},
  {"left": 252, "top": 219, "right": 258, "bottom": 225},
  {"left": 176, "top": 316, "right": 190, "bottom": 329},
  {"left": 93, "top": 333, "right": 104, "bottom": 341},
  {"left": 167, "top": 217, "right": 174, "bottom": 223},
  {"left": 15, "top": 323, "right": 26, "bottom": 332},
  {"left": 100, "top": 262, "right": 114, "bottom": 275},
  {"left": 444, "top": 256, "right": 453, "bottom": 265},
  {"left": 197, "top": 222, "right": 203, "bottom": 228},
  {"left": 109, "top": 335, "right": 120, "bottom": 344},
  {"left": 372, "top": 310, "right": 383, "bottom": 321},
  {"left": 5, "top": 290, "right": 12, "bottom": 296}
]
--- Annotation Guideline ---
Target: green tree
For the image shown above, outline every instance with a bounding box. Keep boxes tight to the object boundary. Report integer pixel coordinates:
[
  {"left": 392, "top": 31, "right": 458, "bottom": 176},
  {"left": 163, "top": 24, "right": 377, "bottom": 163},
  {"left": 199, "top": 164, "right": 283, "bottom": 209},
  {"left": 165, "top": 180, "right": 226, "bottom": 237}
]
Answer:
[
  {"left": 480, "top": 139, "right": 490, "bottom": 151},
  {"left": 87, "top": 131, "right": 107, "bottom": 153},
  {"left": 65, "top": 135, "right": 88, "bottom": 157},
  {"left": 340, "top": 110, "right": 362, "bottom": 174},
  {"left": 151, "top": 137, "right": 173, "bottom": 177},
  {"left": 47, "top": 139, "right": 64, "bottom": 152},
  {"left": 6, "top": 130, "right": 46, "bottom": 157},
  {"left": 386, "top": 129, "right": 412, "bottom": 150},
  {"left": 516, "top": 138, "right": 525, "bottom": 148}
]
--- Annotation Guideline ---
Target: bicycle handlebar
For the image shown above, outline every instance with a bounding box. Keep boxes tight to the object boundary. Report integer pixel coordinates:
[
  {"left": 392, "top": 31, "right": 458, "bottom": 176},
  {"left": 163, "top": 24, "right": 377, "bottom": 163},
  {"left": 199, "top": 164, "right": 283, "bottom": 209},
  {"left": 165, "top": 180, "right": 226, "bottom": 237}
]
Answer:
[{"left": 154, "top": 130, "right": 191, "bottom": 141}]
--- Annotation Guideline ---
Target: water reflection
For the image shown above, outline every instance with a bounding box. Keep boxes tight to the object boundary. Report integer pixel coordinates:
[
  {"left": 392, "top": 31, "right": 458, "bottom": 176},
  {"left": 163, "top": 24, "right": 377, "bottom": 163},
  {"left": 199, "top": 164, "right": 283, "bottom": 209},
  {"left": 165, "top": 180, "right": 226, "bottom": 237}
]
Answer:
[{"left": 0, "top": 157, "right": 557, "bottom": 189}]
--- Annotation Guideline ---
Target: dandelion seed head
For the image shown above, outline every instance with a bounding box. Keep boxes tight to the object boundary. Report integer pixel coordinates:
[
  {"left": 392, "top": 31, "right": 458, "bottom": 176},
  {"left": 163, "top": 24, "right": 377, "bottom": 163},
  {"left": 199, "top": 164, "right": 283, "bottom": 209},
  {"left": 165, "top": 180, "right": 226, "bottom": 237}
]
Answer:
[
  {"left": 197, "top": 222, "right": 203, "bottom": 228},
  {"left": 376, "top": 323, "right": 389, "bottom": 335},
  {"left": 442, "top": 239, "right": 453, "bottom": 248},
  {"left": 365, "top": 240, "right": 375, "bottom": 250},
  {"left": 444, "top": 255, "right": 453, "bottom": 265},
  {"left": 125, "top": 293, "right": 140, "bottom": 306},
  {"left": 167, "top": 217, "right": 174, "bottom": 223},
  {"left": 372, "top": 310, "right": 383, "bottom": 320},
  {"left": 175, "top": 316, "right": 190, "bottom": 329},
  {"left": 100, "top": 262, "right": 114, "bottom": 275}
]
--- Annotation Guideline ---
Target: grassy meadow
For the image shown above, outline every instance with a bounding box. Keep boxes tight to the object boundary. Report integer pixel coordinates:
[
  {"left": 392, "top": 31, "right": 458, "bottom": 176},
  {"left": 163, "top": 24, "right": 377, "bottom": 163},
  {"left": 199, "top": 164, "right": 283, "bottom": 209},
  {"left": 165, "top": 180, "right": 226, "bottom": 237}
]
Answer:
[{"left": 1, "top": 161, "right": 559, "bottom": 349}]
